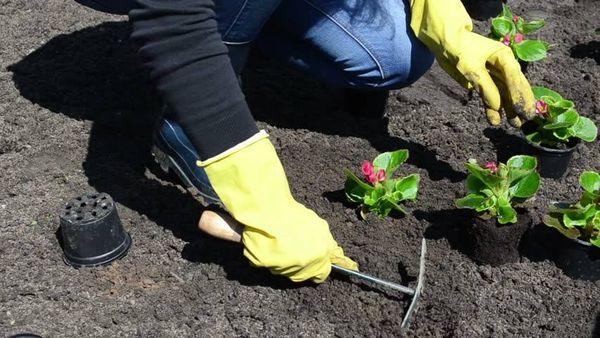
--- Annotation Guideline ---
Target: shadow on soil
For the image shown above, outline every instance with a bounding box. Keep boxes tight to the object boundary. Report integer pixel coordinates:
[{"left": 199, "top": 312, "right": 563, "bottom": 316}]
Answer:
[
  {"left": 594, "top": 312, "right": 600, "bottom": 338},
  {"left": 9, "top": 21, "right": 462, "bottom": 284},
  {"left": 570, "top": 40, "right": 600, "bottom": 65},
  {"left": 415, "top": 209, "right": 473, "bottom": 257},
  {"left": 482, "top": 127, "right": 524, "bottom": 163}
]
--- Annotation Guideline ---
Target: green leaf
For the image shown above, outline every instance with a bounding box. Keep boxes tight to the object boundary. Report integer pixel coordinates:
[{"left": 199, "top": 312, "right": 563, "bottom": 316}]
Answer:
[
  {"left": 382, "top": 198, "right": 407, "bottom": 215},
  {"left": 501, "top": 4, "right": 513, "bottom": 20},
  {"left": 395, "top": 174, "right": 420, "bottom": 201},
  {"left": 456, "top": 194, "right": 486, "bottom": 209},
  {"left": 525, "top": 130, "right": 542, "bottom": 145},
  {"left": 345, "top": 178, "right": 369, "bottom": 203},
  {"left": 590, "top": 236, "right": 600, "bottom": 249},
  {"left": 373, "top": 149, "right": 408, "bottom": 176},
  {"left": 532, "top": 86, "right": 562, "bottom": 101},
  {"left": 364, "top": 187, "right": 385, "bottom": 206},
  {"left": 497, "top": 199, "right": 517, "bottom": 224},
  {"left": 465, "top": 162, "right": 502, "bottom": 188},
  {"left": 476, "top": 196, "right": 496, "bottom": 213},
  {"left": 514, "top": 40, "right": 548, "bottom": 62},
  {"left": 507, "top": 155, "right": 537, "bottom": 171},
  {"left": 543, "top": 214, "right": 580, "bottom": 239},
  {"left": 571, "top": 116, "right": 597, "bottom": 142},
  {"left": 581, "top": 191, "right": 599, "bottom": 206},
  {"left": 552, "top": 127, "right": 573, "bottom": 141},
  {"left": 521, "top": 20, "right": 545, "bottom": 34},
  {"left": 492, "top": 17, "right": 513, "bottom": 37},
  {"left": 510, "top": 172, "right": 541, "bottom": 198},
  {"left": 466, "top": 174, "right": 486, "bottom": 194},
  {"left": 344, "top": 169, "right": 373, "bottom": 190},
  {"left": 543, "top": 110, "right": 579, "bottom": 130},
  {"left": 344, "top": 169, "right": 374, "bottom": 203},
  {"left": 580, "top": 171, "right": 600, "bottom": 194},
  {"left": 592, "top": 211, "right": 600, "bottom": 230},
  {"left": 507, "top": 155, "right": 537, "bottom": 185},
  {"left": 554, "top": 99, "right": 575, "bottom": 110},
  {"left": 563, "top": 206, "right": 593, "bottom": 228}
]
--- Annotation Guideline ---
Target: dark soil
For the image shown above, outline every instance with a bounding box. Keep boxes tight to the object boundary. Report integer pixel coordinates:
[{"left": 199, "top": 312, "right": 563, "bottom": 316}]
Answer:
[
  {"left": 1, "top": 0, "right": 599, "bottom": 337},
  {"left": 471, "top": 209, "right": 532, "bottom": 266}
]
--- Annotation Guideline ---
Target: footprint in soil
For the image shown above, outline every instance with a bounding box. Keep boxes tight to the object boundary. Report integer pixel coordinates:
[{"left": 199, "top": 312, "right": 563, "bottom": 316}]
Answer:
[{"left": 570, "top": 41, "right": 600, "bottom": 65}]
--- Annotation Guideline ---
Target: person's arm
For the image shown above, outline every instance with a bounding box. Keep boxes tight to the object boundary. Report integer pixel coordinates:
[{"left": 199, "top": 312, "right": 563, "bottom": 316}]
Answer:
[
  {"left": 409, "top": 0, "right": 536, "bottom": 127},
  {"left": 129, "top": 0, "right": 258, "bottom": 159},
  {"left": 129, "top": 0, "right": 357, "bottom": 282}
]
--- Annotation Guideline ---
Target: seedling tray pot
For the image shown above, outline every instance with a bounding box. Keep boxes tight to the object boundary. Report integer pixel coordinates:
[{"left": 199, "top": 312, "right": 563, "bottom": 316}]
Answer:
[
  {"left": 520, "top": 122, "right": 580, "bottom": 179},
  {"left": 554, "top": 237, "right": 600, "bottom": 281},
  {"left": 59, "top": 193, "right": 131, "bottom": 267}
]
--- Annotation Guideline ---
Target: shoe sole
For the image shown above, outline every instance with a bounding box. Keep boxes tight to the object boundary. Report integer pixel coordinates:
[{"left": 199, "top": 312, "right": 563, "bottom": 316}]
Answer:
[{"left": 151, "top": 145, "right": 223, "bottom": 208}]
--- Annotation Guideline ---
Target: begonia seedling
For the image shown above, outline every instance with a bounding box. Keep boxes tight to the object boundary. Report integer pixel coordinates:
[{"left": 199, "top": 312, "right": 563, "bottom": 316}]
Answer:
[
  {"left": 344, "top": 149, "right": 419, "bottom": 219},
  {"left": 544, "top": 171, "right": 600, "bottom": 248},
  {"left": 456, "top": 155, "right": 540, "bottom": 224},
  {"left": 489, "top": 4, "right": 549, "bottom": 62},
  {"left": 524, "top": 86, "right": 597, "bottom": 147}
]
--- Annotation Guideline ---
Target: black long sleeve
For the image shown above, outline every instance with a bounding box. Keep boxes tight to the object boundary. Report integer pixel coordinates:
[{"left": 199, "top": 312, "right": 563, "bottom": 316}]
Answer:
[{"left": 129, "top": 0, "right": 259, "bottom": 159}]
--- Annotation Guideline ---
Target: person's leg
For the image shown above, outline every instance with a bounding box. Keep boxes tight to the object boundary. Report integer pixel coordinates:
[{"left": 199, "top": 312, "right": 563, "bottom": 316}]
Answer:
[
  {"left": 73, "top": 0, "right": 137, "bottom": 15},
  {"left": 257, "top": 0, "right": 434, "bottom": 90}
]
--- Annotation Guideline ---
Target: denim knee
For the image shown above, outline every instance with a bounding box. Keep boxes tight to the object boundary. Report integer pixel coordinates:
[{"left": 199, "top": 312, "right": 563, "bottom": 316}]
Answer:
[
  {"left": 368, "top": 44, "right": 434, "bottom": 89},
  {"left": 348, "top": 34, "right": 435, "bottom": 90}
]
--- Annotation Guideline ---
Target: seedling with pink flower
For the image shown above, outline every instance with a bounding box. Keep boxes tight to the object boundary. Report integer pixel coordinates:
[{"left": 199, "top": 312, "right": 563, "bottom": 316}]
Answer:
[
  {"left": 489, "top": 4, "right": 549, "bottom": 63},
  {"left": 525, "top": 86, "right": 597, "bottom": 147},
  {"left": 345, "top": 149, "right": 419, "bottom": 218},
  {"left": 456, "top": 155, "right": 540, "bottom": 224},
  {"left": 454, "top": 155, "right": 541, "bottom": 266}
]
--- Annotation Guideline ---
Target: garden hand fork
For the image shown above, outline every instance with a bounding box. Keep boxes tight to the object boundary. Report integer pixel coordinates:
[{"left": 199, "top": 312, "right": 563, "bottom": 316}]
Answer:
[{"left": 198, "top": 210, "right": 426, "bottom": 331}]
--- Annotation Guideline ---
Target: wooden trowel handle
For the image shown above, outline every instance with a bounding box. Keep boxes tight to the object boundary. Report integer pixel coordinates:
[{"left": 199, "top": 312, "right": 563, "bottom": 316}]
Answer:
[{"left": 198, "top": 210, "right": 244, "bottom": 243}]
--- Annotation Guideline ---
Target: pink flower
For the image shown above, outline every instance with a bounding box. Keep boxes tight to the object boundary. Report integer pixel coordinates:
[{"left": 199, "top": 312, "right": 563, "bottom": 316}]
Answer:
[
  {"left": 376, "top": 169, "right": 386, "bottom": 182},
  {"left": 361, "top": 161, "right": 374, "bottom": 177},
  {"left": 366, "top": 173, "right": 377, "bottom": 184},
  {"left": 514, "top": 33, "right": 524, "bottom": 43},
  {"left": 536, "top": 100, "right": 549, "bottom": 118},
  {"left": 366, "top": 168, "right": 386, "bottom": 184},
  {"left": 484, "top": 162, "right": 498, "bottom": 173},
  {"left": 502, "top": 34, "right": 511, "bottom": 46},
  {"left": 513, "top": 15, "right": 520, "bottom": 23}
]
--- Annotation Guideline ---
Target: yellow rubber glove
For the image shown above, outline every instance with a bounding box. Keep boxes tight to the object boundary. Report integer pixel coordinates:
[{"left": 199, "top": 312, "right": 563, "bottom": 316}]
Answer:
[
  {"left": 410, "top": 0, "right": 536, "bottom": 127},
  {"left": 197, "top": 132, "right": 358, "bottom": 283}
]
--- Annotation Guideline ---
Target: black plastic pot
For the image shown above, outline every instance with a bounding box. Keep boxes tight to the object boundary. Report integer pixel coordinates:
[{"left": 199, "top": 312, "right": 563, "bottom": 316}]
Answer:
[
  {"left": 522, "top": 221, "right": 600, "bottom": 281},
  {"left": 59, "top": 193, "right": 131, "bottom": 267},
  {"left": 469, "top": 209, "right": 532, "bottom": 266},
  {"left": 520, "top": 122, "right": 580, "bottom": 179},
  {"left": 462, "top": 0, "right": 503, "bottom": 20},
  {"left": 554, "top": 237, "right": 600, "bottom": 281}
]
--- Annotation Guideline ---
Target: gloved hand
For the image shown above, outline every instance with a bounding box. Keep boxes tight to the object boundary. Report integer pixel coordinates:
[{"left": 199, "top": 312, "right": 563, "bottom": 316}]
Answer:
[
  {"left": 410, "top": 0, "right": 536, "bottom": 127},
  {"left": 197, "top": 132, "right": 358, "bottom": 283}
]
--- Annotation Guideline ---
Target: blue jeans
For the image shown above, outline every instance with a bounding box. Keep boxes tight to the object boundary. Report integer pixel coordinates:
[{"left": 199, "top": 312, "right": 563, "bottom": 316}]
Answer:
[{"left": 74, "top": 0, "right": 434, "bottom": 89}]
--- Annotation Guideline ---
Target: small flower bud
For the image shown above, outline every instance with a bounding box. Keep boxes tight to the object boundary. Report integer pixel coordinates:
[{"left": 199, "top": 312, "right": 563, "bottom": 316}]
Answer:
[
  {"left": 514, "top": 33, "right": 524, "bottom": 43},
  {"left": 484, "top": 162, "right": 498, "bottom": 173},
  {"left": 535, "top": 100, "right": 549, "bottom": 118},
  {"left": 376, "top": 169, "right": 386, "bottom": 182},
  {"left": 502, "top": 34, "right": 511, "bottom": 46},
  {"left": 361, "top": 161, "right": 374, "bottom": 177}
]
